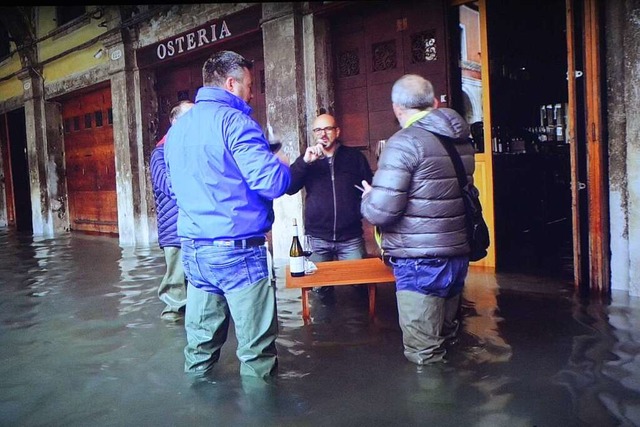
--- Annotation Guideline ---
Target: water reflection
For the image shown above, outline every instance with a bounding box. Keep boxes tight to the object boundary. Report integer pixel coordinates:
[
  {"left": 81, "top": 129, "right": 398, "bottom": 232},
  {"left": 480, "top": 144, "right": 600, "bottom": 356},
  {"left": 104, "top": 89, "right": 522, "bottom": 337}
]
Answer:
[{"left": 0, "top": 230, "right": 638, "bottom": 426}]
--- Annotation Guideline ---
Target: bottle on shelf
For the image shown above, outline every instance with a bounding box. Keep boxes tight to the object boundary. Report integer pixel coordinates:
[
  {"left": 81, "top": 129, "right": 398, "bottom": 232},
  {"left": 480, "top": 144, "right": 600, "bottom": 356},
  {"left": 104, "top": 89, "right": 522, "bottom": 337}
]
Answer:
[
  {"left": 554, "top": 103, "right": 565, "bottom": 142},
  {"left": 289, "top": 218, "right": 305, "bottom": 277},
  {"left": 546, "top": 104, "right": 556, "bottom": 142}
]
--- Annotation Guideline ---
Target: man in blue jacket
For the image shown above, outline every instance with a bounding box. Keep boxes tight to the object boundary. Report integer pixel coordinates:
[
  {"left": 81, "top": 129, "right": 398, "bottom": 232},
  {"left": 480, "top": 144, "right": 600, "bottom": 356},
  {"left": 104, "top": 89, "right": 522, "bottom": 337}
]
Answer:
[
  {"left": 164, "top": 51, "right": 291, "bottom": 379},
  {"left": 150, "top": 100, "right": 193, "bottom": 321}
]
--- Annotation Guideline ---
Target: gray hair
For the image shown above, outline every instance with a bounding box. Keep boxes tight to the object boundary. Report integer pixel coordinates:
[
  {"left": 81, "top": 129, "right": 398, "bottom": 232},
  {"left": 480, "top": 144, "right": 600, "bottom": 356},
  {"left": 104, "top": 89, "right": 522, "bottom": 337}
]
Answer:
[{"left": 391, "top": 74, "right": 435, "bottom": 110}]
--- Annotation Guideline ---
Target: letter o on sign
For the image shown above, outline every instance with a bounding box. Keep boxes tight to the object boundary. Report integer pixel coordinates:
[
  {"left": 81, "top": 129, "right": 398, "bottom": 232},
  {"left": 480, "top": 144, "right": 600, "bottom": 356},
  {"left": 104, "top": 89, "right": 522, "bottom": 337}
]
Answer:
[{"left": 156, "top": 44, "right": 166, "bottom": 60}]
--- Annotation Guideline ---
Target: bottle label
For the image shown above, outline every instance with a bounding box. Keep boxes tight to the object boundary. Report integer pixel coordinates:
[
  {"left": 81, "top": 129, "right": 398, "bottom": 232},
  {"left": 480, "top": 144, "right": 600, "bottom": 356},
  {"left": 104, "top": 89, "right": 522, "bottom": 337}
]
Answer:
[{"left": 290, "top": 256, "right": 305, "bottom": 274}]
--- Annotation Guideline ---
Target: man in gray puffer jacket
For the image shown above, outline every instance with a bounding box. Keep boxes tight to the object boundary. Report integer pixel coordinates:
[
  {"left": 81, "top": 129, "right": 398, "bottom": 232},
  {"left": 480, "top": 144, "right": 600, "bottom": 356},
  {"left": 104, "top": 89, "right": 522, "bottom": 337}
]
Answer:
[{"left": 360, "top": 74, "right": 475, "bottom": 365}]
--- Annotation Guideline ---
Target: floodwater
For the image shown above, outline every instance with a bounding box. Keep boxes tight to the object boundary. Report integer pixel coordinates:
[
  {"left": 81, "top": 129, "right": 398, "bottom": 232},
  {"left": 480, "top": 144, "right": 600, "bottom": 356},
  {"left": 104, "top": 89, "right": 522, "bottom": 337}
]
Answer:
[{"left": 0, "top": 229, "right": 639, "bottom": 427}]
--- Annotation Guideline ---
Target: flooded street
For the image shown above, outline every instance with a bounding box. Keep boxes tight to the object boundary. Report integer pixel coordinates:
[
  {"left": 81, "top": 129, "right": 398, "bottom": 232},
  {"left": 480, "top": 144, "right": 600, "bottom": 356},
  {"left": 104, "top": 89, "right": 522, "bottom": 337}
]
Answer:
[{"left": 0, "top": 230, "right": 639, "bottom": 426}]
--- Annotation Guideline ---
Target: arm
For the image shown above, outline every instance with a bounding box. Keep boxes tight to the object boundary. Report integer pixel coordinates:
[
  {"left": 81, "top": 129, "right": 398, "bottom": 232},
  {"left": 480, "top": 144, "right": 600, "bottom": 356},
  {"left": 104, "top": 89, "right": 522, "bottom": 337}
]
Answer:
[
  {"left": 286, "top": 155, "right": 311, "bottom": 195},
  {"left": 227, "top": 115, "right": 291, "bottom": 199},
  {"left": 150, "top": 147, "right": 171, "bottom": 196},
  {"left": 361, "top": 138, "right": 416, "bottom": 227}
]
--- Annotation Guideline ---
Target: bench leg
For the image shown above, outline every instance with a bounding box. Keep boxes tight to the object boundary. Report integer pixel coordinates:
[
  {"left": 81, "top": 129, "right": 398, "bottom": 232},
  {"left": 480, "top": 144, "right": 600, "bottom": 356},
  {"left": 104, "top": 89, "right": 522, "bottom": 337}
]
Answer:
[
  {"left": 368, "top": 284, "right": 376, "bottom": 320},
  {"left": 301, "top": 288, "right": 311, "bottom": 324}
]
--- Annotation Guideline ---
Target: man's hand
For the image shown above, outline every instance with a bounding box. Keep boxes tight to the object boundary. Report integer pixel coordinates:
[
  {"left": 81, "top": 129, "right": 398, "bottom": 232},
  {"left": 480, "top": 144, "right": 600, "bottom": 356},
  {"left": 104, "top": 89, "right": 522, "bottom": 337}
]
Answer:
[
  {"left": 303, "top": 141, "right": 327, "bottom": 163},
  {"left": 361, "top": 180, "right": 372, "bottom": 196}
]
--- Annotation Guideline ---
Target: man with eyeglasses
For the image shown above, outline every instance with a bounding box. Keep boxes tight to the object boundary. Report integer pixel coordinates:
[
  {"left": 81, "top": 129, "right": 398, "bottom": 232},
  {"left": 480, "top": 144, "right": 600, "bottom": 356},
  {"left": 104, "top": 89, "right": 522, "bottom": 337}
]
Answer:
[{"left": 287, "top": 113, "right": 373, "bottom": 302}]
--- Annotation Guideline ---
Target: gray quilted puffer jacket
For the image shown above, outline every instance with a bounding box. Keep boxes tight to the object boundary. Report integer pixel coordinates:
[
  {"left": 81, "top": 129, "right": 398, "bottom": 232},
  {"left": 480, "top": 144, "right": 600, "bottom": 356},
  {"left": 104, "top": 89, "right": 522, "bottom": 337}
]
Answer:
[{"left": 361, "top": 108, "right": 475, "bottom": 258}]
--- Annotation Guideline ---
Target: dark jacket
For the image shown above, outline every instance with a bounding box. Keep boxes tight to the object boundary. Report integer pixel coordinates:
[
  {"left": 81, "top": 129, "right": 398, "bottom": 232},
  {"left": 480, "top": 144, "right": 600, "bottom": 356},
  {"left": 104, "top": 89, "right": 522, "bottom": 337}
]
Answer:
[
  {"left": 287, "top": 144, "right": 373, "bottom": 242},
  {"left": 151, "top": 136, "right": 179, "bottom": 248},
  {"left": 361, "top": 108, "right": 475, "bottom": 258}
]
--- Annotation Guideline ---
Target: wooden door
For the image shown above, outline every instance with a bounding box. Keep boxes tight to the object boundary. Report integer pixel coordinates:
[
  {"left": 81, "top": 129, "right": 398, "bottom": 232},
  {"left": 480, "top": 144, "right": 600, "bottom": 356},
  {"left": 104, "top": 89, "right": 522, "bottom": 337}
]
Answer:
[
  {"left": 155, "top": 37, "right": 267, "bottom": 140},
  {"left": 1, "top": 108, "right": 31, "bottom": 232},
  {"left": 62, "top": 86, "right": 117, "bottom": 234},
  {"left": 0, "top": 113, "right": 16, "bottom": 227},
  {"left": 566, "top": 0, "right": 608, "bottom": 292},
  {"left": 332, "top": 0, "right": 450, "bottom": 154}
]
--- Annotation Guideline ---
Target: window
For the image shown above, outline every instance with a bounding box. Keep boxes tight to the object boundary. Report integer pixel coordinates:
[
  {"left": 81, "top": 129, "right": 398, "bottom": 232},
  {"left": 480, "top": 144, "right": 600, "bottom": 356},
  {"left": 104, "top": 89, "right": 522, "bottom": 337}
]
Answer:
[
  {"left": 56, "top": 6, "right": 86, "bottom": 27},
  {"left": 107, "top": 108, "right": 113, "bottom": 125},
  {"left": 459, "top": 23, "right": 468, "bottom": 61},
  {"left": 94, "top": 111, "right": 103, "bottom": 127},
  {"left": 84, "top": 113, "right": 92, "bottom": 129}
]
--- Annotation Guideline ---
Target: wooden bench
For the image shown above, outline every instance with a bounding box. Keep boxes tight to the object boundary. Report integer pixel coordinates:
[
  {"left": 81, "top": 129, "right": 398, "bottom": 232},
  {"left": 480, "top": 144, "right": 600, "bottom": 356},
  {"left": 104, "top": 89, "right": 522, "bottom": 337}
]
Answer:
[{"left": 285, "top": 257, "right": 395, "bottom": 323}]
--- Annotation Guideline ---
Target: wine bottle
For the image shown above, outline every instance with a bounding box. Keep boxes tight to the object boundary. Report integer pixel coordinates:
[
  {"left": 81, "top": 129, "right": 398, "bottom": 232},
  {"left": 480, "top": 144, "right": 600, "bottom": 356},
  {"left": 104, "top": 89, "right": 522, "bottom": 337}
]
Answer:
[{"left": 289, "top": 219, "right": 305, "bottom": 277}]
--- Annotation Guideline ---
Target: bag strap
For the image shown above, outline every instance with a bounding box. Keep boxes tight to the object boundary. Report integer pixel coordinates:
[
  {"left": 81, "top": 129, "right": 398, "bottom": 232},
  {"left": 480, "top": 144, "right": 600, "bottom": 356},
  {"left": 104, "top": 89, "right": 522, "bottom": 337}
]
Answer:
[
  {"left": 430, "top": 128, "right": 474, "bottom": 238},
  {"left": 434, "top": 135, "right": 469, "bottom": 191}
]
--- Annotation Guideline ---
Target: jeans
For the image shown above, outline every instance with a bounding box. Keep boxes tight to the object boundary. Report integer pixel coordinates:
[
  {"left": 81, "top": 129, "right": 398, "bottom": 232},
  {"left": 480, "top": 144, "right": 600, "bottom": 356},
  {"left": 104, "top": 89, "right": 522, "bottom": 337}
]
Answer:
[
  {"left": 157, "top": 246, "right": 187, "bottom": 315},
  {"left": 390, "top": 256, "right": 469, "bottom": 364},
  {"left": 181, "top": 240, "right": 278, "bottom": 378},
  {"left": 308, "top": 236, "right": 367, "bottom": 294},
  {"left": 308, "top": 236, "right": 367, "bottom": 262}
]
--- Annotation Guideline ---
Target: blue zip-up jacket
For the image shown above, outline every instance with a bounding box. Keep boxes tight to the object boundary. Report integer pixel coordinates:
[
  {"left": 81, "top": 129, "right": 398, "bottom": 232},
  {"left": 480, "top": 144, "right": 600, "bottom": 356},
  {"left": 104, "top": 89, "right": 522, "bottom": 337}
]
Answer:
[
  {"left": 164, "top": 87, "right": 291, "bottom": 240},
  {"left": 150, "top": 136, "right": 179, "bottom": 247}
]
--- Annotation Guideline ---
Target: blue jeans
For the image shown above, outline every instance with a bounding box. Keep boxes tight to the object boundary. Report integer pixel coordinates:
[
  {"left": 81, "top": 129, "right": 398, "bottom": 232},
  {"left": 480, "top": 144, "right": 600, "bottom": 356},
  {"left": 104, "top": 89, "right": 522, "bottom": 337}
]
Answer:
[
  {"left": 308, "top": 236, "right": 367, "bottom": 294},
  {"left": 389, "top": 256, "right": 469, "bottom": 298},
  {"left": 308, "top": 236, "right": 367, "bottom": 263},
  {"left": 180, "top": 240, "right": 278, "bottom": 378}
]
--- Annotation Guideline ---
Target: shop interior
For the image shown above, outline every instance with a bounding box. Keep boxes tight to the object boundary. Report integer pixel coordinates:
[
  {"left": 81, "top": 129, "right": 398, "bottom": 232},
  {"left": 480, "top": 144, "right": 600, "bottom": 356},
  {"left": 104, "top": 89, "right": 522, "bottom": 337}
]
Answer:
[{"left": 454, "top": 0, "right": 574, "bottom": 279}]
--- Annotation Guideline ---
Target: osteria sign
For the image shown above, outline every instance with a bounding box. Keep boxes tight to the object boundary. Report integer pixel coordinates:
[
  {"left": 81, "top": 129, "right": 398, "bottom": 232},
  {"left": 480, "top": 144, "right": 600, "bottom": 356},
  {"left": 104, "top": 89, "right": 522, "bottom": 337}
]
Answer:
[
  {"left": 137, "top": 6, "right": 261, "bottom": 68},
  {"left": 156, "top": 21, "right": 231, "bottom": 59}
]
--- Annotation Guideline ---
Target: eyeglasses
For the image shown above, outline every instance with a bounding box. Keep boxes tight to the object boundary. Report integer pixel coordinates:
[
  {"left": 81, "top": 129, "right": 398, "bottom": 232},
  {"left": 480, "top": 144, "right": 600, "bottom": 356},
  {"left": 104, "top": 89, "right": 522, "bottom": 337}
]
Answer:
[{"left": 312, "top": 126, "right": 337, "bottom": 134}]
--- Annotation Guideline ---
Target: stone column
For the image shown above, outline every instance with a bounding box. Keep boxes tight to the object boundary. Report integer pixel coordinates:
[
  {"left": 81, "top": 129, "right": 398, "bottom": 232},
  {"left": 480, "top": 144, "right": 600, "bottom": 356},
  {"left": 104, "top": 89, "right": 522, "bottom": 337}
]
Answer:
[
  {"left": 104, "top": 30, "right": 155, "bottom": 247},
  {"left": 622, "top": 0, "right": 640, "bottom": 297},
  {"left": 606, "top": 0, "right": 640, "bottom": 296},
  {"left": 261, "top": 3, "right": 307, "bottom": 263},
  {"left": 302, "top": 9, "right": 333, "bottom": 130},
  {"left": 18, "top": 68, "right": 69, "bottom": 237},
  {"left": 606, "top": 0, "right": 628, "bottom": 292}
]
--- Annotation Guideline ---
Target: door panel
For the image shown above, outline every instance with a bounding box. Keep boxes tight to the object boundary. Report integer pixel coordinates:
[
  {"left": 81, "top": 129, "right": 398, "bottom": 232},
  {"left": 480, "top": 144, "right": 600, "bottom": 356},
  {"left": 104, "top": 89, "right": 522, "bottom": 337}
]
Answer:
[
  {"left": 62, "top": 86, "right": 117, "bottom": 234},
  {"left": 333, "top": 15, "right": 369, "bottom": 147},
  {"left": 566, "top": 0, "right": 608, "bottom": 292},
  {"left": 0, "top": 113, "right": 15, "bottom": 227},
  {"left": 403, "top": 1, "right": 449, "bottom": 103},
  {"left": 335, "top": 87, "right": 369, "bottom": 146},
  {"left": 332, "top": 0, "right": 450, "bottom": 153}
]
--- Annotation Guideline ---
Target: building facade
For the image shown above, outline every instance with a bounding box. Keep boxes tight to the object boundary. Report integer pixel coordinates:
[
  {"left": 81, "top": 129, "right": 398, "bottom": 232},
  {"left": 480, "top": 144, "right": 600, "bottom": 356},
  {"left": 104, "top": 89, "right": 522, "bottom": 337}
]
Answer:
[{"left": 0, "top": 2, "right": 637, "bottom": 297}]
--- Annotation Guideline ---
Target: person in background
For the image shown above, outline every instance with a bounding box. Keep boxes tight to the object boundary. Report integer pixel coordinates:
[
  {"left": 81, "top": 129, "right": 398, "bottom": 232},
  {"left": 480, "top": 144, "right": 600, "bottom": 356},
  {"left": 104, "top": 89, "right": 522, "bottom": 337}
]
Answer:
[
  {"left": 360, "top": 74, "right": 475, "bottom": 366},
  {"left": 164, "top": 50, "right": 291, "bottom": 379},
  {"left": 286, "top": 113, "right": 373, "bottom": 301},
  {"left": 150, "top": 100, "right": 194, "bottom": 321}
]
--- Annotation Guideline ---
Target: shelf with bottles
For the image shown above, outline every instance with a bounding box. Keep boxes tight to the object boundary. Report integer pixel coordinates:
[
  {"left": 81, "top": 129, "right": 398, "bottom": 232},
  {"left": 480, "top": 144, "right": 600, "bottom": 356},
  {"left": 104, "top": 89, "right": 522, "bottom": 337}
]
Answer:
[{"left": 490, "top": 125, "right": 536, "bottom": 155}]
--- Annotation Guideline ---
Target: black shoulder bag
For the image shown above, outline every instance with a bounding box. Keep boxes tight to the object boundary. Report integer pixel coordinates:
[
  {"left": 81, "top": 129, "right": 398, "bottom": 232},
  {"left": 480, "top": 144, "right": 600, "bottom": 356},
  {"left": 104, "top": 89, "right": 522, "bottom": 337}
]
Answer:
[{"left": 436, "top": 136, "right": 490, "bottom": 262}]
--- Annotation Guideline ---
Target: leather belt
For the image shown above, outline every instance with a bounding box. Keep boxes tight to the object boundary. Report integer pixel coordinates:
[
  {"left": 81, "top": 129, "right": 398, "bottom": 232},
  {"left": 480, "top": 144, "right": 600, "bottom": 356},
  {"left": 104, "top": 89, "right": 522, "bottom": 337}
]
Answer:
[{"left": 206, "top": 237, "right": 266, "bottom": 248}]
